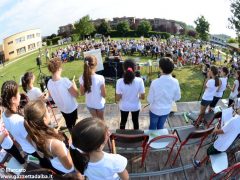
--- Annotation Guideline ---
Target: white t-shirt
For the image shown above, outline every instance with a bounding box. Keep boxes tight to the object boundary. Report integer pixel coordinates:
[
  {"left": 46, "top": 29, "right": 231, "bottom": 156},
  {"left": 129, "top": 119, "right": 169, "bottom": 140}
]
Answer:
[
  {"left": 202, "top": 79, "right": 218, "bottom": 101},
  {"left": 2, "top": 113, "right": 36, "bottom": 153},
  {"left": 147, "top": 75, "right": 181, "bottom": 116},
  {"left": 47, "top": 78, "right": 78, "bottom": 113},
  {"left": 116, "top": 77, "right": 145, "bottom": 111},
  {"left": 229, "top": 80, "right": 239, "bottom": 99},
  {"left": 0, "top": 123, "right": 13, "bottom": 150},
  {"left": 79, "top": 74, "right": 105, "bottom": 109},
  {"left": 214, "top": 115, "right": 240, "bottom": 151},
  {"left": 27, "top": 87, "right": 42, "bottom": 101},
  {"left": 84, "top": 152, "right": 127, "bottom": 180},
  {"left": 215, "top": 77, "right": 228, "bottom": 98}
]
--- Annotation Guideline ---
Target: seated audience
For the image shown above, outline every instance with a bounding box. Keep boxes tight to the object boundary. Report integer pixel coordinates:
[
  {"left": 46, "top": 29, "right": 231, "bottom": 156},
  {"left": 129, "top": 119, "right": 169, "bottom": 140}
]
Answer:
[
  {"left": 148, "top": 57, "right": 181, "bottom": 129},
  {"left": 24, "top": 100, "right": 74, "bottom": 174},
  {"left": 70, "top": 117, "right": 129, "bottom": 180},
  {"left": 116, "top": 59, "right": 145, "bottom": 129},
  {"left": 79, "top": 55, "right": 106, "bottom": 120}
]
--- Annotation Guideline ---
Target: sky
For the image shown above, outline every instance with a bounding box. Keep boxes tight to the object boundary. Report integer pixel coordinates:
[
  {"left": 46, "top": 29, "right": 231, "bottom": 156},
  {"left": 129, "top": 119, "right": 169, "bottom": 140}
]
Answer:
[{"left": 0, "top": 0, "right": 237, "bottom": 43}]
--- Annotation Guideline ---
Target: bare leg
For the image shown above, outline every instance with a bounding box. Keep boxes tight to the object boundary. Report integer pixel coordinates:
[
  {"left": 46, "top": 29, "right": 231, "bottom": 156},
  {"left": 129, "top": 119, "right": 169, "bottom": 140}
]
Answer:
[{"left": 96, "top": 110, "right": 104, "bottom": 120}]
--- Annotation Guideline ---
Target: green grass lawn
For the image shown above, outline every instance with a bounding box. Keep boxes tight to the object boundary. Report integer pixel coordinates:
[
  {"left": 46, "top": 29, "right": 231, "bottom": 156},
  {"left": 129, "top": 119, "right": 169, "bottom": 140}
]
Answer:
[{"left": 0, "top": 44, "right": 233, "bottom": 103}]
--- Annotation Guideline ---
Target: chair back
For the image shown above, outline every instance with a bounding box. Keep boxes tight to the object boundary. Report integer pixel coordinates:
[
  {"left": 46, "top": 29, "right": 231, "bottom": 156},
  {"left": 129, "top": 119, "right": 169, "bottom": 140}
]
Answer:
[
  {"left": 187, "top": 126, "right": 215, "bottom": 140},
  {"left": 148, "top": 134, "right": 178, "bottom": 149},
  {"left": 110, "top": 129, "right": 149, "bottom": 150},
  {"left": 210, "top": 162, "right": 240, "bottom": 180}
]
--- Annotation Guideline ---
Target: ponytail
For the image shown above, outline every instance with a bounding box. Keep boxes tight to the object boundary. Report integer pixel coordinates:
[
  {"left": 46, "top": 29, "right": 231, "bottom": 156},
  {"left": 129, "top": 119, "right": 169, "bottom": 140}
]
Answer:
[
  {"left": 21, "top": 72, "right": 34, "bottom": 93},
  {"left": 123, "top": 59, "right": 136, "bottom": 85},
  {"left": 215, "top": 76, "right": 220, "bottom": 87},
  {"left": 70, "top": 146, "right": 89, "bottom": 174},
  {"left": 210, "top": 66, "right": 219, "bottom": 87},
  {"left": 83, "top": 56, "right": 97, "bottom": 93}
]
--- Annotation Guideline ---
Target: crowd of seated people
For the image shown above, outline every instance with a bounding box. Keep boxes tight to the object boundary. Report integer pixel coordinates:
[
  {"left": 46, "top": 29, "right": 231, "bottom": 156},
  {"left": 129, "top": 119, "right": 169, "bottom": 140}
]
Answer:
[{"left": 48, "top": 37, "right": 232, "bottom": 69}]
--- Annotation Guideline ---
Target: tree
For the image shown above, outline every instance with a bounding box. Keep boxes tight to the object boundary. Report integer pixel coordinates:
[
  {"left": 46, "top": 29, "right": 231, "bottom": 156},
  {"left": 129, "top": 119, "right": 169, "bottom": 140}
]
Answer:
[
  {"left": 74, "top": 15, "right": 95, "bottom": 39},
  {"left": 137, "top": 20, "right": 152, "bottom": 36},
  {"left": 97, "top": 21, "right": 111, "bottom": 35},
  {"left": 228, "top": 38, "right": 237, "bottom": 43},
  {"left": 194, "top": 16, "right": 210, "bottom": 41},
  {"left": 187, "top": 30, "right": 197, "bottom": 38},
  {"left": 229, "top": 0, "right": 240, "bottom": 45},
  {"left": 116, "top": 21, "right": 130, "bottom": 37}
]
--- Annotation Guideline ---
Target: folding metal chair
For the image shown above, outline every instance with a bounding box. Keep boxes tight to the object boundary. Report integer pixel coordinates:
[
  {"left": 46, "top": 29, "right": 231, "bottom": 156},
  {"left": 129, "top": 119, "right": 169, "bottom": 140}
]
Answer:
[
  {"left": 210, "top": 162, "right": 240, "bottom": 180},
  {"left": 142, "top": 130, "right": 178, "bottom": 167},
  {"left": 172, "top": 125, "right": 215, "bottom": 165},
  {"left": 110, "top": 129, "right": 149, "bottom": 167}
]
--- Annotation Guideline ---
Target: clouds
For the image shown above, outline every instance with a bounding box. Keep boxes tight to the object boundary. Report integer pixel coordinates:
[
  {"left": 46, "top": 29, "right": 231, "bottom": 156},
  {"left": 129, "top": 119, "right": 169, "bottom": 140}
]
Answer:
[{"left": 0, "top": 0, "right": 237, "bottom": 43}]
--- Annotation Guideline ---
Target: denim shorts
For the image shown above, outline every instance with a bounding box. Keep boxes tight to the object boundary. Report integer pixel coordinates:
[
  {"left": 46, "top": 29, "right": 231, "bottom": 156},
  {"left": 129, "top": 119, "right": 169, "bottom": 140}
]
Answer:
[
  {"left": 201, "top": 99, "right": 212, "bottom": 106},
  {"left": 87, "top": 106, "right": 105, "bottom": 112}
]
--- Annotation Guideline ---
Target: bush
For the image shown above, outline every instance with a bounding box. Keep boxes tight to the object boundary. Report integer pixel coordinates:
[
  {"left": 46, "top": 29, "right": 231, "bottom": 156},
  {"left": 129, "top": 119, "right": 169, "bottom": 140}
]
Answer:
[
  {"left": 71, "top": 34, "right": 80, "bottom": 42},
  {"left": 51, "top": 36, "right": 62, "bottom": 45},
  {"left": 46, "top": 39, "right": 52, "bottom": 46},
  {"left": 147, "top": 31, "right": 171, "bottom": 39}
]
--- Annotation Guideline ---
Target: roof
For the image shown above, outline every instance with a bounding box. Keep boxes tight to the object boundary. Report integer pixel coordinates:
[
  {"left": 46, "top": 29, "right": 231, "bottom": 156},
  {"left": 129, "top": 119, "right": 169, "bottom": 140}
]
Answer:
[{"left": 3, "top": 28, "right": 41, "bottom": 40}]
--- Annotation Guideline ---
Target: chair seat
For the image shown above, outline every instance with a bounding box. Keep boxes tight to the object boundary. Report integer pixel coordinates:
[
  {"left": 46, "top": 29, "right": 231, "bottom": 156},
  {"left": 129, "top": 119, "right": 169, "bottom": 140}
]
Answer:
[
  {"left": 144, "top": 129, "right": 169, "bottom": 149},
  {"left": 7, "top": 157, "right": 25, "bottom": 175},
  {"left": 210, "top": 152, "right": 228, "bottom": 173}
]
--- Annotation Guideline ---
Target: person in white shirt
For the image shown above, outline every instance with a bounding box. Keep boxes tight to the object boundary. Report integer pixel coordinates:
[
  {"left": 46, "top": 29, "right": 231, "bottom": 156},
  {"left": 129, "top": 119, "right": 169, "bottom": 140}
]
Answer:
[
  {"left": 228, "top": 70, "right": 240, "bottom": 107},
  {"left": 21, "top": 71, "right": 46, "bottom": 101},
  {"left": 70, "top": 117, "right": 129, "bottom": 180},
  {"left": 47, "top": 58, "right": 79, "bottom": 131},
  {"left": 1, "top": 81, "right": 52, "bottom": 169},
  {"left": 195, "top": 66, "right": 220, "bottom": 126},
  {"left": 209, "top": 67, "right": 229, "bottom": 111},
  {"left": 24, "top": 100, "right": 74, "bottom": 175},
  {"left": 79, "top": 55, "right": 106, "bottom": 120},
  {"left": 148, "top": 57, "right": 181, "bottom": 129},
  {"left": 116, "top": 59, "right": 145, "bottom": 129}
]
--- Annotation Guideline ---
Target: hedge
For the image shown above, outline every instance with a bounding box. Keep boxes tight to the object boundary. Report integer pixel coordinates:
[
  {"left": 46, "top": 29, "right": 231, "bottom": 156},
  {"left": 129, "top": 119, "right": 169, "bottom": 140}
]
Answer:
[
  {"left": 107, "top": 30, "right": 170, "bottom": 39},
  {"left": 52, "top": 36, "right": 62, "bottom": 45},
  {"left": 46, "top": 39, "right": 52, "bottom": 46}
]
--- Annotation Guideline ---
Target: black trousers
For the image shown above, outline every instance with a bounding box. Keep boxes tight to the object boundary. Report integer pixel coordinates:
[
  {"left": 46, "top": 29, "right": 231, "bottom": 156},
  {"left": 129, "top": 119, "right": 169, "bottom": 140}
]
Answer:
[
  {"left": 30, "top": 151, "right": 53, "bottom": 170},
  {"left": 61, "top": 108, "right": 78, "bottom": 131},
  {"left": 120, "top": 110, "right": 140, "bottom": 130},
  {"left": 5, "top": 144, "right": 25, "bottom": 164}
]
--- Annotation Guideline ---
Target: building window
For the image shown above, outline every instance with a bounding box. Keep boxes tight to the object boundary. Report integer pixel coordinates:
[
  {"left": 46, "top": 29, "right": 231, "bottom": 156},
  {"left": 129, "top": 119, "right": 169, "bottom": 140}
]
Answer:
[
  {"left": 27, "top": 34, "right": 35, "bottom": 39},
  {"left": 15, "top": 36, "right": 25, "bottom": 43},
  {"left": 37, "top": 42, "right": 41, "bottom": 47},
  {"left": 8, "top": 41, "right": 13, "bottom": 45},
  {"left": 16, "top": 47, "right": 26, "bottom": 55},
  {"left": 28, "top": 43, "right": 36, "bottom": 51},
  {"left": 9, "top": 51, "right": 14, "bottom": 55},
  {"left": 36, "top": 33, "right": 41, "bottom": 37}
]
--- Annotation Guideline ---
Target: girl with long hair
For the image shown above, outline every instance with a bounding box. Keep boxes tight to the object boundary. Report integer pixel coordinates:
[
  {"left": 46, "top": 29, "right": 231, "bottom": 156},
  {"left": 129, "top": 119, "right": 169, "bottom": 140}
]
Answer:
[
  {"left": 79, "top": 55, "right": 106, "bottom": 120},
  {"left": 116, "top": 59, "right": 145, "bottom": 129},
  {"left": 70, "top": 117, "right": 129, "bottom": 180},
  {"left": 21, "top": 71, "right": 46, "bottom": 101},
  {"left": 1, "top": 81, "right": 52, "bottom": 168},
  {"left": 195, "top": 66, "right": 220, "bottom": 126},
  {"left": 47, "top": 58, "right": 79, "bottom": 131},
  {"left": 24, "top": 100, "right": 74, "bottom": 174},
  {"left": 228, "top": 70, "right": 240, "bottom": 107}
]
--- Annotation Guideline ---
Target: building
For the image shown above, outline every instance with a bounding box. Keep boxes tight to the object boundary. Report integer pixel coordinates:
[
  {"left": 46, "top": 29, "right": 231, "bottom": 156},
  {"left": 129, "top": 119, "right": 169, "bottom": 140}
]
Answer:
[
  {"left": 210, "top": 34, "right": 231, "bottom": 47},
  {"left": 91, "top": 18, "right": 109, "bottom": 27},
  {"left": 109, "top": 17, "right": 136, "bottom": 28},
  {"left": 3, "top": 29, "right": 42, "bottom": 61},
  {"left": 58, "top": 24, "right": 74, "bottom": 36}
]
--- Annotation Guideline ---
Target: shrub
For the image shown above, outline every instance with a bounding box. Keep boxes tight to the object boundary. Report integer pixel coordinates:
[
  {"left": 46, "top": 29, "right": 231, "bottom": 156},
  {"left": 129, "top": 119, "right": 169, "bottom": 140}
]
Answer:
[
  {"left": 71, "top": 34, "right": 80, "bottom": 42},
  {"left": 51, "top": 36, "right": 62, "bottom": 45},
  {"left": 46, "top": 39, "right": 52, "bottom": 46}
]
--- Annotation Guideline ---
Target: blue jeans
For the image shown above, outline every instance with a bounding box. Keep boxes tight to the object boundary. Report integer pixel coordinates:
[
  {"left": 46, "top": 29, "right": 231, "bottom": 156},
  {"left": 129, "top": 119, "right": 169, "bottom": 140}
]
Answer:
[{"left": 149, "top": 111, "right": 169, "bottom": 130}]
